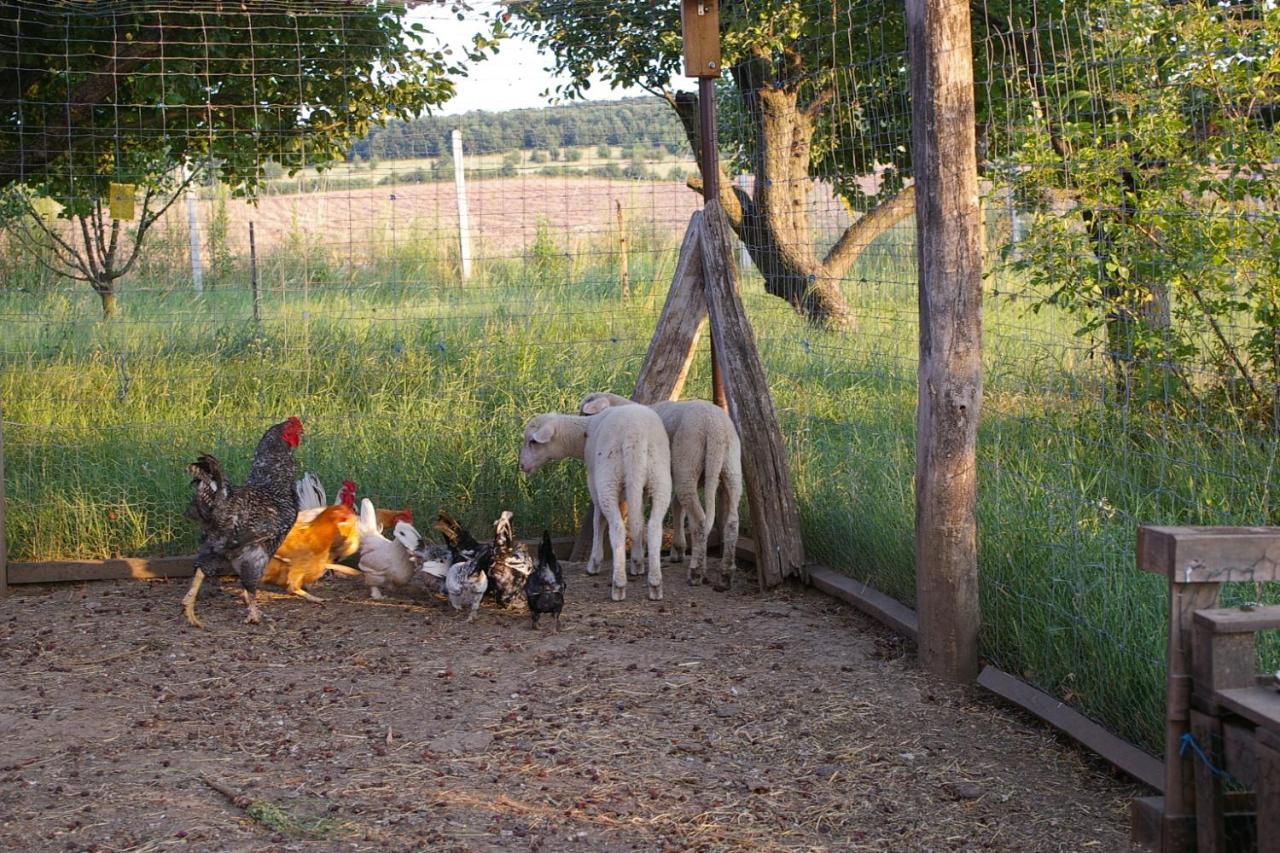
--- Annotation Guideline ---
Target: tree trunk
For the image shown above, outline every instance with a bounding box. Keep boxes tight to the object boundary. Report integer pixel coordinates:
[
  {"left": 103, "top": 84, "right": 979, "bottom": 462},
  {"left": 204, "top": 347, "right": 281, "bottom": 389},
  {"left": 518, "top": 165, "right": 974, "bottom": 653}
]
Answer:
[
  {"left": 671, "top": 70, "right": 918, "bottom": 331},
  {"left": 97, "top": 287, "right": 117, "bottom": 318}
]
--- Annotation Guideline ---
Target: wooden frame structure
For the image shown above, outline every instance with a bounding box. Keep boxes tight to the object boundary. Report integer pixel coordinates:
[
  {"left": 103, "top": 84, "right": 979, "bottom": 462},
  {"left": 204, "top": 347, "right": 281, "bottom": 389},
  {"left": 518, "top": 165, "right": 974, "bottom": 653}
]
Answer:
[{"left": 1133, "top": 525, "right": 1280, "bottom": 852}]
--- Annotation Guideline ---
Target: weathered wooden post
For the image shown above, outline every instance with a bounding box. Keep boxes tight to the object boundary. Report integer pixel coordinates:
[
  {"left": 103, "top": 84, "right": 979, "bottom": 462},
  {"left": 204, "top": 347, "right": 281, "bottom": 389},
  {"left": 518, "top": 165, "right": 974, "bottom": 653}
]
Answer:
[
  {"left": 907, "top": 0, "right": 983, "bottom": 681},
  {"left": 451, "top": 128, "right": 473, "bottom": 282},
  {"left": 681, "top": 0, "right": 728, "bottom": 411},
  {"left": 0, "top": 403, "right": 8, "bottom": 597}
]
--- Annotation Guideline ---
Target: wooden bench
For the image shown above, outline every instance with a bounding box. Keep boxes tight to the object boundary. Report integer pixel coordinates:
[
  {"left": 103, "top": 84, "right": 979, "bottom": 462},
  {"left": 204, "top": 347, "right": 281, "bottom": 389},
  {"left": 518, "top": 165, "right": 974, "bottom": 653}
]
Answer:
[
  {"left": 1135, "top": 525, "right": 1280, "bottom": 852},
  {"left": 1189, "top": 605, "right": 1280, "bottom": 852}
]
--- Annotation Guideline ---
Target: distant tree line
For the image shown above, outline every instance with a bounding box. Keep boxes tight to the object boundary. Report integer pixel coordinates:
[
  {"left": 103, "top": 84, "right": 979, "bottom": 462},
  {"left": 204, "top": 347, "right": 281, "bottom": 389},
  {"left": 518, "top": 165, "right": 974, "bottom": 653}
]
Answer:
[{"left": 348, "top": 97, "right": 687, "bottom": 160}]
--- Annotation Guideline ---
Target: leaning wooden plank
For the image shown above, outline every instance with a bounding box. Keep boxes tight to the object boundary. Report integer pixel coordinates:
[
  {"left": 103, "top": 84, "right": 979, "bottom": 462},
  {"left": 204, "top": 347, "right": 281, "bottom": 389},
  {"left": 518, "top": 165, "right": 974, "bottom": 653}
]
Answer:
[
  {"left": 633, "top": 212, "right": 708, "bottom": 403},
  {"left": 1138, "top": 525, "right": 1280, "bottom": 583},
  {"left": 808, "top": 565, "right": 919, "bottom": 640},
  {"left": 700, "top": 201, "right": 804, "bottom": 588},
  {"left": 572, "top": 213, "right": 709, "bottom": 561},
  {"left": 8, "top": 556, "right": 194, "bottom": 583},
  {"left": 978, "top": 665, "right": 1165, "bottom": 792}
]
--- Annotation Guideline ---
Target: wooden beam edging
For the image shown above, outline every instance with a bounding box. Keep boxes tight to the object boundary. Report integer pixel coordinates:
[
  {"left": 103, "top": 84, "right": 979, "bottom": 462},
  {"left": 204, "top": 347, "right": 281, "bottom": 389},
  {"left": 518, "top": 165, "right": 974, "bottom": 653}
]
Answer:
[
  {"left": 977, "top": 665, "right": 1164, "bottom": 792},
  {"left": 800, "top": 564, "right": 1164, "bottom": 792},
  {"left": 807, "top": 565, "right": 918, "bottom": 641}
]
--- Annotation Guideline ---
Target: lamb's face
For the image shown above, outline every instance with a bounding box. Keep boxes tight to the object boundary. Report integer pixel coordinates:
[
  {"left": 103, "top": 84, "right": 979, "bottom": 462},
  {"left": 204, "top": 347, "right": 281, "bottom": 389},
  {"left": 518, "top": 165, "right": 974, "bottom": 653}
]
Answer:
[{"left": 520, "top": 415, "right": 559, "bottom": 474}]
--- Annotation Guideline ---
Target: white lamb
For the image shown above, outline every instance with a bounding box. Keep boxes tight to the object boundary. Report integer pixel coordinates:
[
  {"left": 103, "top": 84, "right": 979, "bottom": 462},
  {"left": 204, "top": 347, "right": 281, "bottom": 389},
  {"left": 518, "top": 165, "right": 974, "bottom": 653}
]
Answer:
[
  {"left": 519, "top": 406, "right": 672, "bottom": 602},
  {"left": 579, "top": 392, "right": 743, "bottom": 591}
]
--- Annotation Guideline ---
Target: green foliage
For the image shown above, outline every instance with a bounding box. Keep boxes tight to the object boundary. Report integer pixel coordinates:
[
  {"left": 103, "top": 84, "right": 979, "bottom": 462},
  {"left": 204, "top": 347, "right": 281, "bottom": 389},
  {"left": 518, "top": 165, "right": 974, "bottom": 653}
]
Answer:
[
  {"left": 1001, "top": 0, "right": 1280, "bottom": 420},
  {"left": 498, "top": 0, "right": 911, "bottom": 207},
  {"left": 0, "top": 3, "right": 484, "bottom": 210}
]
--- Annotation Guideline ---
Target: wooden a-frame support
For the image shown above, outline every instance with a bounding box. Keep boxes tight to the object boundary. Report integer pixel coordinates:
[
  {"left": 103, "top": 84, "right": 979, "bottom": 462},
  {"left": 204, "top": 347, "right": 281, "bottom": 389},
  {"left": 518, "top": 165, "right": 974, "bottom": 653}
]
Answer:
[{"left": 570, "top": 203, "right": 805, "bottom": 589}]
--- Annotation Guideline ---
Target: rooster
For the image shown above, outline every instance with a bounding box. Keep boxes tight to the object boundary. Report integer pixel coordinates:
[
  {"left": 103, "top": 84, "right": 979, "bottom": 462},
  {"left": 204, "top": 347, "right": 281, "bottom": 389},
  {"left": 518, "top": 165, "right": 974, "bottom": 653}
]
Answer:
[
  {"left": 262, "top": 503, "right": 361, "bottom": 602},
  {"left": 525, "top": 531, "right": 566, "bottom": 631},
  {"left": 181, "top": 417, "right": 303, "bottom": 627}
]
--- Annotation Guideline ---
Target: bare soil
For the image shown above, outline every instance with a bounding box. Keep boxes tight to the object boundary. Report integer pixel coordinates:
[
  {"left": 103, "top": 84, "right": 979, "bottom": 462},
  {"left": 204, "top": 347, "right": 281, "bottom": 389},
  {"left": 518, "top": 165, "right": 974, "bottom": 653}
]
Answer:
[{"left": 0, "top": 558, "right": 1137, "bottom": 851}]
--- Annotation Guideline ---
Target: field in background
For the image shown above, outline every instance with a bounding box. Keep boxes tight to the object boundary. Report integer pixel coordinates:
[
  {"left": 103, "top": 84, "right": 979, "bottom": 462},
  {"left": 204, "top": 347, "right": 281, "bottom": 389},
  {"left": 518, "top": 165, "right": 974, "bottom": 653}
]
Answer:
[{"left": 2, "top": 173, "right": 1278, "bottom": 757}]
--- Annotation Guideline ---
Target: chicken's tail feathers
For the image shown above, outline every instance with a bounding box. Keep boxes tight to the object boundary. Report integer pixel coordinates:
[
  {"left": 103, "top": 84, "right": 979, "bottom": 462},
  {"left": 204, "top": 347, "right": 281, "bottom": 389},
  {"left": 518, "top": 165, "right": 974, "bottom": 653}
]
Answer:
[
  {"left": 418, "top": 558, "right": 450, "bottom": 580},
  {"left": 494, "top": 510, "right": 515, "bottom": 548},
  {"left": 187, "top": 455, "right": 227, "bottom": 515},
  {"left": 294, "top": 472, "right": 326, "bottom": 510},
  {"left": 358, "top": 498, "right": 381, "bottom": 536}
]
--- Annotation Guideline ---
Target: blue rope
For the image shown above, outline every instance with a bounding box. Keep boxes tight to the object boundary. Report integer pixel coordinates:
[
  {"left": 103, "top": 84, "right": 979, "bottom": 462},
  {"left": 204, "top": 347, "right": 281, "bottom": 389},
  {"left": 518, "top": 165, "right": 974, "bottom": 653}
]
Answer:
[{"left": 1180, "top": 732, "right": 1231, "bottom": 780}]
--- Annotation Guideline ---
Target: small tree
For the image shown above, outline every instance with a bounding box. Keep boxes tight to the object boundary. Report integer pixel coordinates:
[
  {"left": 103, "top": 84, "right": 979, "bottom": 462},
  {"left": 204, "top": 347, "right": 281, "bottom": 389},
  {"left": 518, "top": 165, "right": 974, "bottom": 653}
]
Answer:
[{"left": 7, "top": 155, "right": 199, "bottom": 316}]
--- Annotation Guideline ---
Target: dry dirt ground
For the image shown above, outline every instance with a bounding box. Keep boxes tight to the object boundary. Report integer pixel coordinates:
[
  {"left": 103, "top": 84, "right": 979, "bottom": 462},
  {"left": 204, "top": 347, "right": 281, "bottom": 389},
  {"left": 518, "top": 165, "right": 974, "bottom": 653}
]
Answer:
[{"left": 0, "top": 558, "right": 1138, "bottom": 852}]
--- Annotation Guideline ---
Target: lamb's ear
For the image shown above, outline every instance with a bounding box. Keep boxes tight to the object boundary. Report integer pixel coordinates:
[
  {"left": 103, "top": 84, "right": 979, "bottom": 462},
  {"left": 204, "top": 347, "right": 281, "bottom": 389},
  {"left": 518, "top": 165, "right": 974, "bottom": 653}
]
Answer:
[
  {"left": 530, "top": 419, "right": 556, "bottom": 444},
  {"left": 579, "top": 394, "right": 611, "bottom": 416}
]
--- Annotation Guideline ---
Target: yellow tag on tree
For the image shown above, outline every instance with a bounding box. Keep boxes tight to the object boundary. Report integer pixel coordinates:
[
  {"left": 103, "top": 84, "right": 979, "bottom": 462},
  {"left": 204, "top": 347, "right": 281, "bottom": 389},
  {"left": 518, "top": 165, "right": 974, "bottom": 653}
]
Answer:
[
  {"left": 30, "top": 196, "right": 61, "bottom": 223},
  {"left": 108, "top": 183, "right": 136, "bottom": 220}
]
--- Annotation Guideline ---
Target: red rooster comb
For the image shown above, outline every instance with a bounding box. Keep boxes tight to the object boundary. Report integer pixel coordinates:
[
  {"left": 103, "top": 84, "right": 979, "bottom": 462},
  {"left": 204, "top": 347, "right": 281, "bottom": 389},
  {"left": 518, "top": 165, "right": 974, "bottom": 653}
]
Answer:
[
  {"left": 339, "top": 480, "right": 357, "bottom": 508},
  {"left": 281, "top": 416, "right": 304, "bottom": 448}
]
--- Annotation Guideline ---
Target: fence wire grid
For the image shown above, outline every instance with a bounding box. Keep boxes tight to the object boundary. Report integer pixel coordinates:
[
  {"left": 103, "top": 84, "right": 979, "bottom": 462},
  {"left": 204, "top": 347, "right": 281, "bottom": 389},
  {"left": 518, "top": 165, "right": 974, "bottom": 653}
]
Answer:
[{"left": 1, "top": 0, "right": 1278, "bottom": 759}]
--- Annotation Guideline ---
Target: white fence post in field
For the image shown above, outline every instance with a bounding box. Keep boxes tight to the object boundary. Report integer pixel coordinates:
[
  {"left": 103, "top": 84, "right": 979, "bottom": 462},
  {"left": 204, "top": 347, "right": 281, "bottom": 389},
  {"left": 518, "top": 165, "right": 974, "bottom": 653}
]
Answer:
[
  {"left": 184, "top": 160, "right": 204, "bottom": 293},
  {"left": 736, "top": 174, "right": 751, "bottom": 269},
  {"left": 451, "top": 129, "right": 473, "bottom": 282}
]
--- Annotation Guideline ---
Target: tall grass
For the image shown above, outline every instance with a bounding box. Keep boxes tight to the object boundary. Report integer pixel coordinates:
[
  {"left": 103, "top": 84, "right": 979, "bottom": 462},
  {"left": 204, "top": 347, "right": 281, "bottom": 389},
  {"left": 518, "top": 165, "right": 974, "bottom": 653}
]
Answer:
[{"left": 1, "top": 213, "right": 1277, "bottom": 754}]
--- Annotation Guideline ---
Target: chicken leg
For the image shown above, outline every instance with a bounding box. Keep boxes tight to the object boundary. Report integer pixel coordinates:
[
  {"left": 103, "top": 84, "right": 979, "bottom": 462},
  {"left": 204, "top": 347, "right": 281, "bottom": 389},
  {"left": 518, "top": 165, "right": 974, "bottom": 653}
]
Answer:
[
  {"left": 242, "top": 588, "right": 262, "bottom": 624},
  {"left": 290, "top": 587, "right": 326, "bottom": 603},
  {"left": 182, "top": 570, "right": 207, "bottom": 628}
]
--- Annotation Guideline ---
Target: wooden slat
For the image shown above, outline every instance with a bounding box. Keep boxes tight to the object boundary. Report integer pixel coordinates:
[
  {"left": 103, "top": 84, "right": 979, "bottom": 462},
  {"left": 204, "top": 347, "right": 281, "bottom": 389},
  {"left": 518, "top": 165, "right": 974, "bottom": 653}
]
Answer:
[
  {"left": 978, "top": 665, "right": 1165, "bottom": 791},
  {"left": 1129, "top": 796, "right": 1164, "bottom": 852},
  {"left": 1257, "top": 729, "right": 1280, "bottom": 851},
  {"left": 700, "top": 201, "right": 804, "bottom": 589},
  {"left": 0, "top": 405, "right": 7, "bottom": 596},
  {"left": 1138, "top": 525, "right": 1280, "bottom": 583},
  {"left": 8, "top": 555, "right": 194, "bottom": 583},
  {"left": 572, "top": 215, "right": 709, "bottom": 562},
  {"left": 1190, "top": 709, "right": 1228, "bottom": 853},
  {"left": 1216, "top": 687, "right": 1280, "bottom": 734},
  {"left": 807, "top": 565, "right": 918, "bottom": 641},
  {"left": 1194, "top": 605, "right": 1280, "bottom": 635},
  {"left": 1223, "top": 718, "right": 1258, "bottom": 787}
]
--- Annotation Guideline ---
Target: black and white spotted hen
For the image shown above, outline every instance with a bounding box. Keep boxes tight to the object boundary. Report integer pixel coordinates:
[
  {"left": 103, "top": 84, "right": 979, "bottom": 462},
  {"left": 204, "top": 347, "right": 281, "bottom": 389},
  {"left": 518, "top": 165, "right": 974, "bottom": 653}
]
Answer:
[{"left": 489, "top": 511, "right": 535, "bottom": 608}]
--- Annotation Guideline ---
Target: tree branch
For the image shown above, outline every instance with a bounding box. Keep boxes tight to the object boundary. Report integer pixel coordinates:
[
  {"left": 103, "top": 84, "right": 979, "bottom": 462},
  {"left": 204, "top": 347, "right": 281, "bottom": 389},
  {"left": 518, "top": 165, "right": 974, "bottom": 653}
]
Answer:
[{"left": 821, "top": 185, "right": 917, "bottom": 279}]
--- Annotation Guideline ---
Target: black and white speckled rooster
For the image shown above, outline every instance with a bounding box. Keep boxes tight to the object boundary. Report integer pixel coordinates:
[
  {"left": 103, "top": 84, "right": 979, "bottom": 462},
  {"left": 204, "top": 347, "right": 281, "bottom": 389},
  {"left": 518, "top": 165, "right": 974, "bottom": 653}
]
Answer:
[{"left": 181, "top": 417, "right": 303, "bottom": 627}]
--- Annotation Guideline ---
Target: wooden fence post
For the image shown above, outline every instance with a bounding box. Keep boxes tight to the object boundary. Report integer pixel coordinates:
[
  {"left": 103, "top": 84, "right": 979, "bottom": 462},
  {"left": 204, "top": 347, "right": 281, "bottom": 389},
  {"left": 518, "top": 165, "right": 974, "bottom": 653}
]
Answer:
[
  {"left": 451, "top": 128, "right": 473, "bottom": 282},
  {"left": 907, "top": 0, "right": 983, "bottom": 681},
  {"left": 0, "top": 404, "right": 8, "bottom": 597}
]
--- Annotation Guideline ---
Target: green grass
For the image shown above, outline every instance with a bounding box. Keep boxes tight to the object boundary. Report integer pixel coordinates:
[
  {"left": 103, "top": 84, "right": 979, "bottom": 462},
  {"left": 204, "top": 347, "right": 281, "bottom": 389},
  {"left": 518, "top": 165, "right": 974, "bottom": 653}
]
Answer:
[{"left": 2, "top": 213, "right": 1278, "bottom": 756}]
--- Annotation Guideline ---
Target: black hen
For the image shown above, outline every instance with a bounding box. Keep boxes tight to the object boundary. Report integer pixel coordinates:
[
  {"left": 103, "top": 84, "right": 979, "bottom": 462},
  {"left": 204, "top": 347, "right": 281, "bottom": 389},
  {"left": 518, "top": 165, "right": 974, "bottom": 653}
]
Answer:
[
  {"left": 181, "top": 417, "right": 303, "bottom": 627},
  {"left": 525, "top": 530, "right": 566, "bottom": 631}
]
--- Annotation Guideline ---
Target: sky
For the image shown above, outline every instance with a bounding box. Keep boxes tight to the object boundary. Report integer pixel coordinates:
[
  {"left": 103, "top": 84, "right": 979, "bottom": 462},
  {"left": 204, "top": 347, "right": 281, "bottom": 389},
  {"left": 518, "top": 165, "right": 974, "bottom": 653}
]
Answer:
[{"left": 408, "top": 3, "right": 659, "bottom": 115}]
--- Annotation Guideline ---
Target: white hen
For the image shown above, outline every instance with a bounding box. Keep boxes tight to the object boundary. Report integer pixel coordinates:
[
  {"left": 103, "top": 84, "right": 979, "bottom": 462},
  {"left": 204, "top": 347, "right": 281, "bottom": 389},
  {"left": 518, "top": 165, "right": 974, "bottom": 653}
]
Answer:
[{"left": 356, "top": 498, "right": 420, "bottom": 599}]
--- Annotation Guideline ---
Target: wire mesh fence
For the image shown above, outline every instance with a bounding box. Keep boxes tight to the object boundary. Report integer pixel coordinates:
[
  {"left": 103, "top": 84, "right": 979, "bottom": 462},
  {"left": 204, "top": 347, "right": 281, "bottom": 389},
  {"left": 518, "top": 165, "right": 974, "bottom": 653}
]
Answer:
[{"left": 1, "top": 0, "right": 1278, "bottom": 759}]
